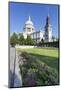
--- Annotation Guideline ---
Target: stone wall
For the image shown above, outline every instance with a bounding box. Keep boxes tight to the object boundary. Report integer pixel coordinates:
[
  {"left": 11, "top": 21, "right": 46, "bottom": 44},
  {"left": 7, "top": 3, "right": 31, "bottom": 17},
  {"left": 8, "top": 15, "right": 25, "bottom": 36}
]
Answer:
[{"left": 15, "top": 45, "right": 37, "bottom": 49}]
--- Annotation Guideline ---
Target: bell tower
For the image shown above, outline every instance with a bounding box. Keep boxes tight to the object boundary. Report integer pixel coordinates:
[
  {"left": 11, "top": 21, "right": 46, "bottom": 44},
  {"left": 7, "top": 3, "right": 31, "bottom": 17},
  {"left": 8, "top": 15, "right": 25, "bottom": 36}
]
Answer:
[{"left": 44, "top": 15, "right": 52, "bottom": 42}]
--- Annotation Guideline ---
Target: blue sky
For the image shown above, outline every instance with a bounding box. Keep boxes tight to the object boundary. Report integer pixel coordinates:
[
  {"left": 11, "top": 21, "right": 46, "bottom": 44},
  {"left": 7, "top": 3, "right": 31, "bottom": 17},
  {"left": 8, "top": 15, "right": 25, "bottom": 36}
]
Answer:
[{"left": 9, "top": 2, "right": 59, "bottom": 38}]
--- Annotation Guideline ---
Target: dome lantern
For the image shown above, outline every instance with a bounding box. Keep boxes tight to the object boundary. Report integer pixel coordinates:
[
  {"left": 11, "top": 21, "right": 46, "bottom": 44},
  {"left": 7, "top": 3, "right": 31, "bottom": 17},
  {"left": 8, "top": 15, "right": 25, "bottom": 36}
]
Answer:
[{"left": 25, "top": 16, "right": 33, "bottom": 25}]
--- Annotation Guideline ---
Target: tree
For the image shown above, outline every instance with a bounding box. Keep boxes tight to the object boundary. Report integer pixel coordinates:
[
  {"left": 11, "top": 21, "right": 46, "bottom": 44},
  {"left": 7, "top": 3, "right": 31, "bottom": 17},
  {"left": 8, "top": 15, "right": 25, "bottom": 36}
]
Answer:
[
  {"left": 41, "top": 38, "right": 44, "bottom": 43},
  {"left": 56, "top": 37, "right": 59, "bottom": 42},
  {"left": 52, "top": 36, "right": 55, "bottom": 42},
  {"left": 19, "top": 34, "right": 25, "bottom": 45},
  {"left": 10, "top": 32, "right": 18, "bottom": 46},
  {"left": 25, "top": 35, "right": 36, "bottom": 45}
]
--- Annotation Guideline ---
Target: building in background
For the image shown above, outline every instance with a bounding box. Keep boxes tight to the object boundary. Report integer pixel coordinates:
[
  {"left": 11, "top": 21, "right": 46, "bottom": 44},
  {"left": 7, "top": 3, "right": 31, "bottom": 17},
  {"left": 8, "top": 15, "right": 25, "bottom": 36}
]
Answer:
[
  {"left": 22, "top": 16, "right": 52, "bottom": 43},
  {"left": 23, "top": 16, "right": 35, "bottom": 39},
  {"left": 44, "top": 16, "right": 52, "bottom": 42}
]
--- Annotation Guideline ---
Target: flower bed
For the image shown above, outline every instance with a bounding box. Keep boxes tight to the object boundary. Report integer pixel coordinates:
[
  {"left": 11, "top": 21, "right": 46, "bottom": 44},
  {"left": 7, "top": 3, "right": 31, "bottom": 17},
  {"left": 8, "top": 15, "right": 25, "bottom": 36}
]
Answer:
[{"left": 19, "top": 52, "right": 59, "bottom": 87}]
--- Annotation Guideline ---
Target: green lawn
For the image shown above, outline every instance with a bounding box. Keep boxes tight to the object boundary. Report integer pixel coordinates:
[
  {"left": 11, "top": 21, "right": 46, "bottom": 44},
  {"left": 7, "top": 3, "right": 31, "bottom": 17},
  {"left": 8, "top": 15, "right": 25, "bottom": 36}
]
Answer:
[{"left": 17, "top": 48, "right": 59, "bottom": 71}]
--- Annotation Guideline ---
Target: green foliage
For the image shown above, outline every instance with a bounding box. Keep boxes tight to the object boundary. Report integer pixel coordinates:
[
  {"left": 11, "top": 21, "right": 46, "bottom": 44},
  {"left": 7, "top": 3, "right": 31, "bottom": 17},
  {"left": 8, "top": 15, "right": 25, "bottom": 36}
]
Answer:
[
  {"left": 19, "top": 51, "right": 59, "bottom": 86},
  {"left": 41, "top": 38, "right": 44, "bottom": 43},
  {"left": 38, "top": 41, "right": 59, "bottom": 48},
  {"left": 19, "top": 34, "right": 25, "bottom": 45},
  {"left": 25, "top": 35, "right": 36, "bottom": 45},
  {"left": 18, "top": 48, "right": 58, "bottom": 70},
  {"left": 10, "top": 32, "right": 18, "bottom": 46},
  {"left": 10, "top": 33, "right": 36, "bottom": 46},
  {"left": 52, "top": 36, "right": 55, "bottom": 42}
]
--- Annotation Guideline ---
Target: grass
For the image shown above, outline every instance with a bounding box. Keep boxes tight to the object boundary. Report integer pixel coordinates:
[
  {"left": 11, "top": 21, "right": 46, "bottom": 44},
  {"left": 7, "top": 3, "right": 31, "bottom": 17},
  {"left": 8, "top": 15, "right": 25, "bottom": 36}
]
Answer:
[
  {"left": 17, "top": 48, "right": 59, "bottom": 71},
  {"left": 17, "top": 47, "right": 59, "bottom": 86}
]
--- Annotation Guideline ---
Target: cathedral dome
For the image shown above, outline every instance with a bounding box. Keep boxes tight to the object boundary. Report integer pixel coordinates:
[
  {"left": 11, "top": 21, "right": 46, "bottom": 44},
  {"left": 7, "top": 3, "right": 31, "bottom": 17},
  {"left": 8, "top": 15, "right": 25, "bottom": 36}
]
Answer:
[
  {"left": 25, "top": 16, "right": 33, "bottom": 25},
  {"left": 23, "top": 16, "right": 35, "bottom": 36}
]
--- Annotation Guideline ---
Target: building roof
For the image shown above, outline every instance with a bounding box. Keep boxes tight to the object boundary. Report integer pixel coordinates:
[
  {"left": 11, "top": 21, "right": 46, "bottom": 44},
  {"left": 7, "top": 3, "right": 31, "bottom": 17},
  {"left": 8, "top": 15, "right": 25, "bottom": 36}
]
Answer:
[{"left": 25, "top": 16, "right": 33, "bottom": 25}]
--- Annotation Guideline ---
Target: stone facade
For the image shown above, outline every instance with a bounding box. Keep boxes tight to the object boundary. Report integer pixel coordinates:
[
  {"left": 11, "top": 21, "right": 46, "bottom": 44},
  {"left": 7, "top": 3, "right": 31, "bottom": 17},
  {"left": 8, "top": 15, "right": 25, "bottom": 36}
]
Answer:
[
  {"left": 44, "top": 16, "right": 52, "bottom": 42},
  {"left": 22, "top": 16, "right": 52, "bottom": 43}
]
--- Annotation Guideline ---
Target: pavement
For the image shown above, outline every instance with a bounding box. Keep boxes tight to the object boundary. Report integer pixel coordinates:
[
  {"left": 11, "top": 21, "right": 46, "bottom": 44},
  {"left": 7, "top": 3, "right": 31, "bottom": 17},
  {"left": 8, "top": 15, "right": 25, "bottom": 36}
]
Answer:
[{"left": 9, "top": 47, "right": 22, "bottom": 88}]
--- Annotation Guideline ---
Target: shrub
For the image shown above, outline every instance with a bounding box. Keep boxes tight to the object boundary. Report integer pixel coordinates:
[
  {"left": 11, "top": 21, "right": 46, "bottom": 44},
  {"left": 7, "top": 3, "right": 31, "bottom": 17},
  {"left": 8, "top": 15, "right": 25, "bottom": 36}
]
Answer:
[{"left": 19, "top": 52, "right": 59, "bottom": 86}]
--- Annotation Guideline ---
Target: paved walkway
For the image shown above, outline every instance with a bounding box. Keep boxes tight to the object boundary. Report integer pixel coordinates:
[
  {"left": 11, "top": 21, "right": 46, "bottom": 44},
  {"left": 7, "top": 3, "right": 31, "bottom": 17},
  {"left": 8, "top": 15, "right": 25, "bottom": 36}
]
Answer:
[
  {"left": 9, "top": 47, "right": 22, "bottom": 88},
  {"left": 14, "top": 50, "right": 22, "bottom": 87}
]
